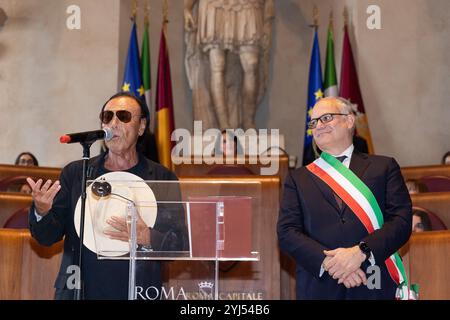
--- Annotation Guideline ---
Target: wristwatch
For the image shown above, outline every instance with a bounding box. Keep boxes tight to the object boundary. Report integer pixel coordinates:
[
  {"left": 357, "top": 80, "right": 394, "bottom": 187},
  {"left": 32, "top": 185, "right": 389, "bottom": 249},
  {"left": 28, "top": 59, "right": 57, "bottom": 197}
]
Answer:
[
  {"left": 140, "top": 244, "right": 153, "bottom": 252},
  {"left": 358, "top": 241, "right": 371, "bottom": 261}
]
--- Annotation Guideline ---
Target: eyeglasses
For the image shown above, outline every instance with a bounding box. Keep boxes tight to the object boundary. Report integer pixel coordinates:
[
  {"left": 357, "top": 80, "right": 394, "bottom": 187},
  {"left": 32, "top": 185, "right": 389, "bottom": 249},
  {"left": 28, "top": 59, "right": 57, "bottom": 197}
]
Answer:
[
  {"left": 18, "top": 158, "right": 35, "bottom": 166},
  {"left": 307, "top": 113, "right": 349, "bottom": 129},
  {"left": 99, "top": 110, "right": 143, "bottom": 124}
]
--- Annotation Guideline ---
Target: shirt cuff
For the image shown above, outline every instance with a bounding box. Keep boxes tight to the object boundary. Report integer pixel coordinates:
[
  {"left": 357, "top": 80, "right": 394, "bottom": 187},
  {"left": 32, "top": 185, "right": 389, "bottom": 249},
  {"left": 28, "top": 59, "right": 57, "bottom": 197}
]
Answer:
[
  {"left": 368, "top": 252, "right": 376, "bottom": 266},
  {"left": 319, "top": 264, "right": 325, "bottom": 277},
  {"left": 34, "top": 209, "right": 43, "bottom": 222}
]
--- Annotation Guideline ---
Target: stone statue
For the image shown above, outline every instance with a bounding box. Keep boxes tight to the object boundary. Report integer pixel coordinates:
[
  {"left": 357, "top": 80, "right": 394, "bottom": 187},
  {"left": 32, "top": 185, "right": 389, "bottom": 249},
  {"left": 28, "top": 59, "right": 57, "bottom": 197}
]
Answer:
[{"left": 184, "top": 0, "right": 274, "bottom": 130}]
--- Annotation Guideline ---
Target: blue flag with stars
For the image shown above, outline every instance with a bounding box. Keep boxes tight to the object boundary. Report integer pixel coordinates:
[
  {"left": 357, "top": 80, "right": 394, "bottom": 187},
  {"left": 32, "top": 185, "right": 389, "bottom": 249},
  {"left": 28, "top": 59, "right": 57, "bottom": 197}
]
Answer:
[
  {"left": 302, "top": 28, "right": 323, "bottom": 165},
  {"left": 122, "top": 21, "right": 145, "bottom": 98}
]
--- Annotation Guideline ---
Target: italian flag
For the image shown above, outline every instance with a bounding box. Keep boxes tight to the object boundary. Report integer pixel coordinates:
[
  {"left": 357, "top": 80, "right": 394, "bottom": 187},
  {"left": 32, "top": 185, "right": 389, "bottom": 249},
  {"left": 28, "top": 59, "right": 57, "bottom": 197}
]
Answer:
[
  {"left": 324, "top": 21, "right": 338, "bottom": 97},
  {"left": 141, "top": 19, "right": 153, "bottom": 131}
]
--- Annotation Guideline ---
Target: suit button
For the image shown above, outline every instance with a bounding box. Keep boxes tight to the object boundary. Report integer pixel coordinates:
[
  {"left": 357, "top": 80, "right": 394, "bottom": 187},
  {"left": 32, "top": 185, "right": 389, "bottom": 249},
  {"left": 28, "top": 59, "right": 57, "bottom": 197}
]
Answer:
[{"left": 341, "top": 218, "right": 346, "bottom": 224}]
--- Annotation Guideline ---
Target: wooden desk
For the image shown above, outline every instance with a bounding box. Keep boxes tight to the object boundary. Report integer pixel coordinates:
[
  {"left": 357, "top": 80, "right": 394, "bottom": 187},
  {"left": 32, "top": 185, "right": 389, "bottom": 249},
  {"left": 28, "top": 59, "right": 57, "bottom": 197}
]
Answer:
[
  {"left": 401, "top": 231, "right": 450, "bottom": 300},
  {"left": 411, "top": 192, "right": 450, "bottom": 228},
  {"left": 163, "top": 176, "right": 281, "bottom": 299},
  {"left": 0, "top": 164, "right": 61, "bottom": 181},
  {"left": 0, "top": 192, "right": 32, "bottom": 227},
  {"left": 173, "top": 155, "right": 289, "bottom": 183},
  {"left": 0, "top": 228, "right": 63, "bottom": 300},
  {"left": 401, "top": 165, "right": 450, "bottom": 181}
]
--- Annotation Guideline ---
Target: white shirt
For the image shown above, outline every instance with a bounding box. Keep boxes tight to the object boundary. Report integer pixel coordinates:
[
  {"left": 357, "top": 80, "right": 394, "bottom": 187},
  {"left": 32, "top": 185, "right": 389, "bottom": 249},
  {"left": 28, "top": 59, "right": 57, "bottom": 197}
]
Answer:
[
  {"left": 34, "top": 209, "right": 43, "bottom": 222},
  {"left": 330, "top": 144, "right": 354, "bottom": 169}
]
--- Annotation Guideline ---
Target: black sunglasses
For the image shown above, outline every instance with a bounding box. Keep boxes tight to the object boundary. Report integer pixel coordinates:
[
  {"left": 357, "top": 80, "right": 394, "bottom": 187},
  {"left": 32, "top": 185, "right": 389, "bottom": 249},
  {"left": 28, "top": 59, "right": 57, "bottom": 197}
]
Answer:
[{"left": 99, "top": 110, "right": 143, "bottom": 124}]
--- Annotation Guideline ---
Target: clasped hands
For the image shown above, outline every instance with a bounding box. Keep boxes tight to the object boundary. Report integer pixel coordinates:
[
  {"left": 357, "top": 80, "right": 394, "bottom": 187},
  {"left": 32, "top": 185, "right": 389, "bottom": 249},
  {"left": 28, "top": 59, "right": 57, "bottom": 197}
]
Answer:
[{"left": 322, "top": 246, "right": 368, "bottom": 289}]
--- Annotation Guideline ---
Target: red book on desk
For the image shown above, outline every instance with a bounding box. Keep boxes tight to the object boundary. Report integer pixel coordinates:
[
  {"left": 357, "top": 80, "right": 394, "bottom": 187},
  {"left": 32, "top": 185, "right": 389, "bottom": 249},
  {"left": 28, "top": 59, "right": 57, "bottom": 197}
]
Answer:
[{"left": 188, "top": 196, "right": 253, "bottom": 259}]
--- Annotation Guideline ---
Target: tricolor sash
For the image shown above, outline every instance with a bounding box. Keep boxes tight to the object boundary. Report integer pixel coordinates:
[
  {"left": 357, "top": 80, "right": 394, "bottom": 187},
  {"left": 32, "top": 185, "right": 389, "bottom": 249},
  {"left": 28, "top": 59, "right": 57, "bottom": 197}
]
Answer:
[{"left": 306, "top": 152, "right": 417, "bottom": 300}]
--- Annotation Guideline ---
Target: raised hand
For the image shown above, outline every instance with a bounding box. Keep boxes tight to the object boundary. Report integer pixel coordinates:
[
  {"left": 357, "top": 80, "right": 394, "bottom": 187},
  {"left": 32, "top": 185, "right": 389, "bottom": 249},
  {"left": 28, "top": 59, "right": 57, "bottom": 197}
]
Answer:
[{"left": 26, "top": 178, "right": 61, "bottom": 216}]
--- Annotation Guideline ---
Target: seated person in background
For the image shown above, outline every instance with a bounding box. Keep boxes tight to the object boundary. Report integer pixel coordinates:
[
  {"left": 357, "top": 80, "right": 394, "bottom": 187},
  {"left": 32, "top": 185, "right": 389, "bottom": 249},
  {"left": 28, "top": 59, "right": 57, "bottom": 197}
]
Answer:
[
  {"left": 404, "top": 179, "right": 427, "bottom": 194},
  {"left": 442, "top": 151, "right": 450, "bottom": 165},
  {"left": 412, "top": 210, "right": 432, "bottom": 232},
  {"left": 8, "top": 152, "right": 39, "bottom": 193},
  {"left": 15, "top": 152, "right": 39, "bottom": 166},
  {"left": 405, "top": 180, "right": 419, "bottom": 194},
  {"left": 207, "top": 130, "right": 253, "bottom": 175}
]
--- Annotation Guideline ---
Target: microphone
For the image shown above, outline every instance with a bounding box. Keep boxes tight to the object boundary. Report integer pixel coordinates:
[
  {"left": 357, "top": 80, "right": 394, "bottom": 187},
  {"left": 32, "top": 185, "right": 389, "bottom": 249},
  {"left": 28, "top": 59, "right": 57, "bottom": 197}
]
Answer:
[{"left": 60, "top": 128, "right": 113, "bottom": 144}]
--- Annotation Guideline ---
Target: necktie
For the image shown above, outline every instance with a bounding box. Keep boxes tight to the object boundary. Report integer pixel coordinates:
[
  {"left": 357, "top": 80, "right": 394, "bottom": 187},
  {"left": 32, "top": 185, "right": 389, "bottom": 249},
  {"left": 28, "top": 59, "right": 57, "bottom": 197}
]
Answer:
[
  {"left": 333, "top": 155, "right": 347, "bottom": 210},
  {"left": 336, "top": 155, "right": 347, "bottom": 163}
]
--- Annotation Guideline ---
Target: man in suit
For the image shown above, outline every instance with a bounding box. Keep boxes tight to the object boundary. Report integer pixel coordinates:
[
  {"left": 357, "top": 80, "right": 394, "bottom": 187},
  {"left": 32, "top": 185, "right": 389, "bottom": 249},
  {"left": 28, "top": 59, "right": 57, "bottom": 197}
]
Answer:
[
  {"left": 277, "top": 97, "right": 412, "bottom": 299},
  {"left": 26, "top": 92, "right": 187, "bottom": 299}
]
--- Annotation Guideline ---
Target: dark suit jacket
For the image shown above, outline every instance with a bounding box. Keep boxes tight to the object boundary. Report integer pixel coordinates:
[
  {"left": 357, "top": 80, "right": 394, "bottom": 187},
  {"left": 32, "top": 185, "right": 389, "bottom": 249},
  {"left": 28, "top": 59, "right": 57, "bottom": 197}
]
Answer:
[
  {"left": 29, "top": 152, "right": 187, "bottom": 299},
  {"left": 277, "top": 150, "right": 412, "bottom": 299}
]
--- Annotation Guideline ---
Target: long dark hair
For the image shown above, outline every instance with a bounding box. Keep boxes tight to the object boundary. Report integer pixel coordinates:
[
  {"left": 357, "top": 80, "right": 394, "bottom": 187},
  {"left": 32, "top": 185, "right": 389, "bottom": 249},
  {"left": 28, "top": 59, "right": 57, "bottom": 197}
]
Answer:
[
  {"left": 442, "top": 151, "right": 450, "bottom": 165},
  {"left": 15, "top": 152, "right": 39, "bottom": 166},
  {"left": 412, "top": 209, "right": 432, "bottom": 231}
]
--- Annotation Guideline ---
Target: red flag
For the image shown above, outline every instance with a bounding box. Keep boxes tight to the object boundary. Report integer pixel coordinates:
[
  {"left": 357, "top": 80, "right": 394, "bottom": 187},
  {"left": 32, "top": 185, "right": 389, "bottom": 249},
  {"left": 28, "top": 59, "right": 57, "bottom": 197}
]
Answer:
[
  {"left": 155, "top": 28, "right": 175, "bottom": 169},
  {"left": 340, "top": 26, "right": 374, "bottom": 154}
]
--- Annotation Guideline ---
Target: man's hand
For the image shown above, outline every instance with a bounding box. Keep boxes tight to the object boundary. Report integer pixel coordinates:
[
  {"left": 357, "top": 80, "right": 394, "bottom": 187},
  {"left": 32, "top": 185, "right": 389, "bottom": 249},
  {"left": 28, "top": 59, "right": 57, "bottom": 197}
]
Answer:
[
  {"left": 26, "top": 178, "right": 61, "bottom": 216},
  {"left": 323, "top": 246, "right": 366, "bottom": 281},
  {"left": 104, "top": 213, "right": 151, "bottom": 246},
  {"left": 342, "top": 268, "right": 367, "bottom": 288}
]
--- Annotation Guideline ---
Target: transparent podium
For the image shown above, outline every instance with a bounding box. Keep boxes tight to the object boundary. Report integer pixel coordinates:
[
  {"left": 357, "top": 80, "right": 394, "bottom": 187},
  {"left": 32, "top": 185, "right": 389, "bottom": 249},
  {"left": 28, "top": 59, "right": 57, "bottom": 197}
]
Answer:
[{"left": 84, "top": 174, "right": 260, "bottom": 300}]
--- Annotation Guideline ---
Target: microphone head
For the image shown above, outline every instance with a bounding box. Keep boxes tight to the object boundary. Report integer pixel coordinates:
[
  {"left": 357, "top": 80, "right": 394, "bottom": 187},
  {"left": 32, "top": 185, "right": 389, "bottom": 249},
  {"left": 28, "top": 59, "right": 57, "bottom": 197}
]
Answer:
[
  {"left": 91, "top": 180, "right": 112, "bottom": 197},
  {"left": 103, "top": 128, "right": 113, "bottom": 142},
  {"left": 59, "top": 135, "right": 71, "bottom": 143}
]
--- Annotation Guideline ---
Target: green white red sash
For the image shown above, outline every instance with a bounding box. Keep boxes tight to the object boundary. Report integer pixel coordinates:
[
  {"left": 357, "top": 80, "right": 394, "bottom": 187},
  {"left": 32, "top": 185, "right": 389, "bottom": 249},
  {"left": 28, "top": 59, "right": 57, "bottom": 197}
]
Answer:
[{"left": 306, "top": 152, "right": 417, "bottom": 300}]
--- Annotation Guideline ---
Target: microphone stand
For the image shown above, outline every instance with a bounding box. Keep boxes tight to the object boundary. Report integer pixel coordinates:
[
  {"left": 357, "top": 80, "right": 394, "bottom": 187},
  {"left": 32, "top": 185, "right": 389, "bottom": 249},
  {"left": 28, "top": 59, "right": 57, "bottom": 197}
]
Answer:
[{"left": 74, "top": 141, "right": 93, "bottom": 300}]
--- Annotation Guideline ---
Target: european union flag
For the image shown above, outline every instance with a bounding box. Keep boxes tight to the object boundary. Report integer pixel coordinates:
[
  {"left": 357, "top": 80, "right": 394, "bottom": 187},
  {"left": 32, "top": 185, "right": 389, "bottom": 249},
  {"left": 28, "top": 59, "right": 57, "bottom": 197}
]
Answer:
[
  {"left": 122, "top": 22, "right": 145, "bottom": 99},
  {"left": 303, "top": 28, "right": 323, "bottom": 165}
]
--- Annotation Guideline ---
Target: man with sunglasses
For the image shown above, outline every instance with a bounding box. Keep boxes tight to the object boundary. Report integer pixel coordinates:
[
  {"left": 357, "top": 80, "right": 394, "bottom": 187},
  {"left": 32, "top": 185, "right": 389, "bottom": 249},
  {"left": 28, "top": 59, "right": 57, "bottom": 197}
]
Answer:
[
  {"left": 27, "top": 92, "right": 187, "bottom": 300},
  {"left": 278, "top": 97, "right": 412, "bottom": 299}
]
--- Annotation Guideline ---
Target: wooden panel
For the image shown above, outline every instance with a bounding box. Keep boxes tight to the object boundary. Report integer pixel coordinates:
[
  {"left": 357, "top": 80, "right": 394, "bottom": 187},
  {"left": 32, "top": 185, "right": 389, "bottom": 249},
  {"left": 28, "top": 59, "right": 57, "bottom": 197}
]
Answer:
[
  {"left": 411, "top": 192, "right": 450, "bottom": 229},
  {"left": 174, "top": 155, "right": 289, "bottom": 183},
  {"left": 0, "top": 229, "right": 63, "bottom": 300},
  {"left": 0, "top": 164, "right": 61, "bottom": 181},
  {"left": 20, "top": 235, "right": 63, "bottom": 299},
  {"left": 401, "top": 231, "right": 450, "bottom": 300},
  {"left": 163, "top": 176, "right": 281, "bottom": 299},
  {"left": 401, "top": 165, "right": 450, "bottom": 181},
  {"left": 0, "top": 192, "right": 32, "bottom": 227},
  {"left": 0, "top": 229, "right": 25, "bottom": 299}
]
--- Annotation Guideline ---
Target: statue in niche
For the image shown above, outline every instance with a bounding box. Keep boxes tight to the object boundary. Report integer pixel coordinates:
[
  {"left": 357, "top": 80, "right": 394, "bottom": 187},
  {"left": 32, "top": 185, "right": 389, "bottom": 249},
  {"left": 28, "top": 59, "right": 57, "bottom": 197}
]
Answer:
[{"left": 184, "top": 0, "right": 274, "bottom": 130}]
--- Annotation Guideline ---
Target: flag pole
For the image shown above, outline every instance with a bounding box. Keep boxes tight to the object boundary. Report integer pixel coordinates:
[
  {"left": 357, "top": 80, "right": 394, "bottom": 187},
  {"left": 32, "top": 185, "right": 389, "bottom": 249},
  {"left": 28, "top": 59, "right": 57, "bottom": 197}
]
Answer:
[
  {"left": 343, "top": 6, "right": 349, "bottom": 28},
  {"left": 329, "top": 10, "right": 333, "bottom": 30},
  {"left": 131, "top": 0, "right": 137, "bottom": 21},
  {"left": 310, "top": 4, "right": 319, "bottom": 29},
  {"left": 163, "top": 0, "right": 169, "bottom": 34},
  {"left": 144, "top": 0, "right": 150, "bottom": 27}
]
